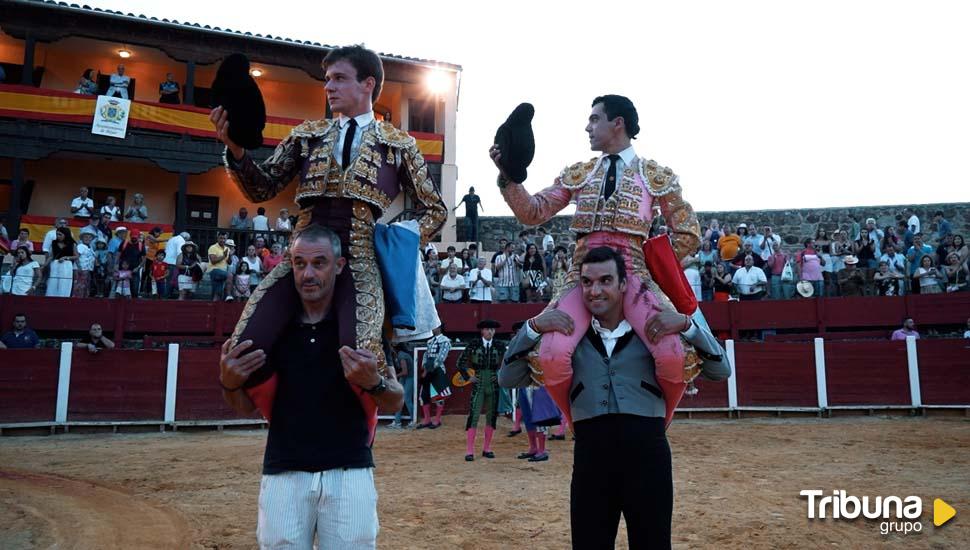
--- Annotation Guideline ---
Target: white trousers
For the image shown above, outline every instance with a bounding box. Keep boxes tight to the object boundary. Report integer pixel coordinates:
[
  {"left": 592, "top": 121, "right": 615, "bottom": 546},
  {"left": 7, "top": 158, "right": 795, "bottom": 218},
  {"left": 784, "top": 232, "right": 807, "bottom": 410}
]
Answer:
[
  {"left": 257, "top": 468, "right": 379, "bottom": 549},
  {"left": 106, "top": 86, "right": 128, "bottom": 99}
]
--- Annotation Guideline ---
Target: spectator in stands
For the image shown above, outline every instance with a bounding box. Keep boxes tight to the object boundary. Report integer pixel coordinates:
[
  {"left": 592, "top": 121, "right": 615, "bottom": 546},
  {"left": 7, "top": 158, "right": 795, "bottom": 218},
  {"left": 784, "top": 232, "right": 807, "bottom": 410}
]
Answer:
[
  {"left": 863, "top": 218, "right": 884, "bottom": 251},
  {"left": 42, "top": 218, "right": 68, "bottom": 260},
  {"left": 390, "top": 342, "right": 416, "bottom": 429},
  {"left": 754, "top": 225, "right": 782, "bottom": 260},
  {"left": 233, "top": 260, "right": 253, "bottom": 300},
  {"left": 913, "top": 255, "right": 944, "bottom": 294},
  {"left": 252, "top": 236, "right": 270, "bottom": 261},
  {"left": 454, "top": 187, "right": 483, "bottom": 243},
  {"left": 736, "top": 223, "right": 750, "bottom": 245},
  {"left": 796, "top": 238, "right": 825, "bottom": 298},
  {"left": 459, "top": 248, "right": 473, "bottom": 277},
  {"left": 943, "top": 252, "right": 969, "bottom": 293},
  {"left": 522, "top": 243, "right": 547, "bottom": 303},
  {"left": 896, "top": 220, "right": 914, "bottom": 251},
  {"left": 952, "top": 235, "right": 969, "bottom": 264},
  {"left": 848, "top": 214, "right": 861, "bottom": 241},
  {"left": 263, "top": 242, "right": 285, "bottom": 274},
  {"left": 905, "top": 233, "right": 934, "bottom": 295},
  {"left": 765, "top": 245, "right": 791, "bottom": 300},
  {"left": 106, "top": 64, "right": 131, "bottom": 99},
  {"left": 275, "top": 208, "right": 292, "bottom": 232},
  {"left": 550, "top": 245, "right": 570, "bottom": 299},
  {"left": 223, "top": 239, "right": 239, "bottom": 302},
  {"left": 704, "top": 219, "right": 723, "bottom": 250},
  {"left": 207, "top": 232, "right": 231, "bottom": 301},
  {"left": 713, "top": 262, "right": 733, "bottom": 301},
  {"left": 494, "top": 241, "right": 522, "bottom": 303},
  {"left": 733, "top": 254, "right": 767, "bottom": 300},
  {"left": 518, "top": 230, "right": 533, "bottom": 251},
  {"left": 874, "top": 261, "right": 905, "bottom": 296},
  {"left": 880, "top": 243, "right": 907, "bottom": 278},
  {"left": 682, "top": 248, "right": 702, "bottom": 302},
  {"left": 490, "top": 238, "right": 509, "bottom": 269},
  {"left": 831, "top": 230, "right": 852, "bottom": 275},
  {"left": 936, "top": 234, "right": 954, "bottom": 266},
  {"left": 79, "top": 323, "right": 115, "bottom": 353},
  {"left": 698, "top": 240, "right": 717, "bottom": 266},
  {"left": 45, "top": 227, "right": 77, "bottom": 297},
  {"left": 176, "top": 241, "right": 202, "bottom": 300},
  {"left": 854, "top": 227, "right": 879, "bottom": 288},
  {"left": 92, "top": 240, "right": 109, "bottom": 297},
  {"left": 717, "top": 226, "right": 742, "bottom": 267},
  {"left": 538, "top": 226, "right": 555, "bottom": 253},
  {"left": 117, "top": 229, "right": 147, "bottom": 298},
  {"left": 440, "top": 263, "right": 466, "bottom": 304},
  {"left": 905, "top": 208, "right": 920, "bottom": 235},
  {"left": 252, "top": 206, "right": 270, "bottom": 234},
  {"left": 891, "top": 318, "right": 919, "bottom": 341},
  {"left": 70, "top": 186, "right": 95, "bottom": 220},
  {"left": 837, "top": 255, "right": 865, "bottom": 297},
  {"left": 79, "top": 215, "right": 100, "bottom": 242},
  {"left": 95, "top": 212, "right": 113, "bottom": 243},
  {"left": 0, "top": 313, "right": 40, "bottom": 349},
  {"left": 933, "top": 210, "right": 951, "bottom": 243},
  {"left": 439, "top": 245, "right": 462, "bottom": 276},
  {"left": 881, "top": 224, "right": 899, "bottom": 254},
  {"left": 158, "top": 72, "right": 180, "bottom": 104},
  {"left": 424, "top": 249, "right": 442, "bottom": 303},
  {"left": 468, "top": 257, "right": 494, "bottom": 304},
  {"left": 731, "top": 242, "right": 765, "bottom": 271},
  {"left": 230, "top": 207, "right": 252, "bottom": 231},
  {"left": 141, "top": 227, "right": 164, "bottom": 296},
  {"left": 164, "top": 231, "right": 189, "bottom": 297},
  {"left": 8, "top": 228, "right": 33, "bottom": 257},
  {"left": 151, "top": 250, "right": 170, "bottom": 299},
  {"left": 9, "top": 247, "right": 41, "bottom": 296},
  {"left": 699, "top": 261, "right": 715, "bottom": 302},
  {"left": 242, "top": 244, "right": 263, "bottom": 293},
  {"left": 74, "top": 68, "right": 98, "bottom": 95},
  {"left": 97, "top": 196, "right": 119, "bottom": 223},
  {"left": 813, "top": 227, "right": 834, "bottom": 297},
  {"left": 73, "top": 232, "right": 96, "bottom": 298},
  {"left": 124, "top": 193, "right": 148, "bottom": 223},
  {"left": 113, "top": 259, "right": 134, "bottom": 299}
]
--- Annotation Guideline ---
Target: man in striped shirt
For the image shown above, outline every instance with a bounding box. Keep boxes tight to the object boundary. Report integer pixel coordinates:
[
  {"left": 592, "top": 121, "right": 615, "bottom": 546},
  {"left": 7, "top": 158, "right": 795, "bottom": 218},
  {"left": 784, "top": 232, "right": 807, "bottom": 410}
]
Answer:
[{"left": 493, "top": 241, "right": 522, "bottom": 303}]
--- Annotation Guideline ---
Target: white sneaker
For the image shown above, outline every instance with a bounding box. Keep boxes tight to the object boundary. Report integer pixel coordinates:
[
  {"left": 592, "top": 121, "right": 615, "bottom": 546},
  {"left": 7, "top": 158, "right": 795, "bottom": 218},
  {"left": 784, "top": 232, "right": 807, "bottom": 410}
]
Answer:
[
  {"left": 387, "top": 422, "right": 402, "bottom": 429},
  {"left": 225, "top": 295, "right": 234, "bottom": 302}
]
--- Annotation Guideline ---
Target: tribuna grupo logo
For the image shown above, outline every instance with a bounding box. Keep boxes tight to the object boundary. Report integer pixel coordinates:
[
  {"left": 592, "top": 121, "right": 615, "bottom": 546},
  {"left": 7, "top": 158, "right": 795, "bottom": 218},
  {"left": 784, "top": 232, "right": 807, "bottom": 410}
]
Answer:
[{"left": 800, "top": 490, "right": 956, "bottom": 535}]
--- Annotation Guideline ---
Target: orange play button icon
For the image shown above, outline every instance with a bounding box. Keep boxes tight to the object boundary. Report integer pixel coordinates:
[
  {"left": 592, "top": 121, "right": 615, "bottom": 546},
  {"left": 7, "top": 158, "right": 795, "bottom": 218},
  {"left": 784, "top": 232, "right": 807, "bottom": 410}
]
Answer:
[{"left": 934, "top": 499, "right": 956, "bottom": 527}]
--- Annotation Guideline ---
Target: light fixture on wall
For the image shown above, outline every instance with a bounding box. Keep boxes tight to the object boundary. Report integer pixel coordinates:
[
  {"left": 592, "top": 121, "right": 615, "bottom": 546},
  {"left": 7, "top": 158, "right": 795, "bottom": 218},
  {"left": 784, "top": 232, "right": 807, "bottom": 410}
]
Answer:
[
  {"left": 426, "top": 69, "right": 449, "bottom": 95},
  {"left": 118, "top": 48, "right": 132, "bottom": 59},
  {"left": 250, "top": 68, "right": 263, "bottom": 77}
]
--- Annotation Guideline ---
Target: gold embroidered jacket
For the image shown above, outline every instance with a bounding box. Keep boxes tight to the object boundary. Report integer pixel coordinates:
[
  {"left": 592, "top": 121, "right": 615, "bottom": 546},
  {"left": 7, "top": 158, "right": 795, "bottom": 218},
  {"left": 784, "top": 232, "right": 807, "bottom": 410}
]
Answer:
[
  {"left": 224, "top": 119, "right": 447, "bottom": 245},
  {"left": 500, "top": 155, "right": 701, "bottom": 260}
]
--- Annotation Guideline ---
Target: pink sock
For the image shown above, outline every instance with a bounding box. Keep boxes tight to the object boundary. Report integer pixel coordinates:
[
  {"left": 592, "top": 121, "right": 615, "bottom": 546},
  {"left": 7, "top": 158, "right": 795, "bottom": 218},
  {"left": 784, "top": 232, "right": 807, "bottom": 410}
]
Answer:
[
  {"left": 537, "top": 432, "right": 546, "bottom": 454},
  {"left": 483, "top": 426, "right": 495, "bottom": 452},
  {"left": 527, "top": 430, "right": 538, "bottom": 454},
  {"left": 556, "top": 419, "right": 566, "bottom": 436},
  {"left": 513, "top": 408, "right": 522, "bottom": 431},
  {"left": 421, "top": 404, "right": 431, "bottom": 424},
  {"left": 434, "top": 404, "right": 445, "bottom": 424},
  {"left": 466, "top": 428, "right": 477, "bottom": 455}
]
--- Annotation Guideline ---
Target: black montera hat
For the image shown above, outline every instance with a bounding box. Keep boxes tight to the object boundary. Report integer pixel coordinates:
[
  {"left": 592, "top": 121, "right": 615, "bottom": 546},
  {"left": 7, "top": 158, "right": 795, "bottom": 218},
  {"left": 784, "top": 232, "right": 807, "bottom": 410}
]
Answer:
[
  {"left": 477, "top": 319, "right": 501, "bottom": 330},
  {"left": 211, "top": 53, "right": 266, "bottom": 150},
  {"left": 494, "top": 103, "right": 535, "bottom": 183}
]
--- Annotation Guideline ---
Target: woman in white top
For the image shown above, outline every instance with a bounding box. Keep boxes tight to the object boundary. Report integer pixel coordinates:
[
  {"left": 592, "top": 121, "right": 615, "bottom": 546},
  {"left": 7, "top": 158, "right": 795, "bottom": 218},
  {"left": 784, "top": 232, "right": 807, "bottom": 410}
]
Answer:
[
  {"left": 124, "top": 193, "right": 148, "bottom": 223},
  {"left": 241, "top": 245, "right": 263, "bottom": 290},
  {"left": 275, "top": 208, "right": 293, "bottom": 231},
  {"left": 913, "top": 255, "right": 943, "bottom": 294},
  {"left": 10, "top": 247, "right": 41, "bottom": 295},
  {"left": 100, "top": 196, "right": 121, "bottom": 222}
]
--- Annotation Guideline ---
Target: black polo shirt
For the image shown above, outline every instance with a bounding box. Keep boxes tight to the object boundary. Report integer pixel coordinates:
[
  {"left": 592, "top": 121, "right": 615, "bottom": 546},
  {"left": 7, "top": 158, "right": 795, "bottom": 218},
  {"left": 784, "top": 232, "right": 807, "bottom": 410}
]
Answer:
[{"left": 262, "top": 315, "right": 373, "bottom": 475}]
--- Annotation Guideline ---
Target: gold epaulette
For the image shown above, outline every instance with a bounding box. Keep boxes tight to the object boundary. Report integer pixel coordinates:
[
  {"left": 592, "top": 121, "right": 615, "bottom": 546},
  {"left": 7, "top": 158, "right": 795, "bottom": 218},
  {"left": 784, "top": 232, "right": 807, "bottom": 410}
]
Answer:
[
  {"left": 639, "top": 158, "right": 679, "bottom": 197},
  {"left": 376, "top": 121, "right": 416, "bottom": 148},
  {"left": 289, "top": 119, "right": 334, "bottom": 139},
  {"left": 557, "top": 157, "right": 599, "bottom": 189}
]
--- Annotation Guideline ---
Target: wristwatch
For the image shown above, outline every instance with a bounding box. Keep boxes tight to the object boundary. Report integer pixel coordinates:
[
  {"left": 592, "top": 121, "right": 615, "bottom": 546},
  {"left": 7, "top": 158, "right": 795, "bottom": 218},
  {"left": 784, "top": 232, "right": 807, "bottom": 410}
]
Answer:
[{"left": 364, "top": 376, "right": 387, "bottom": 395}]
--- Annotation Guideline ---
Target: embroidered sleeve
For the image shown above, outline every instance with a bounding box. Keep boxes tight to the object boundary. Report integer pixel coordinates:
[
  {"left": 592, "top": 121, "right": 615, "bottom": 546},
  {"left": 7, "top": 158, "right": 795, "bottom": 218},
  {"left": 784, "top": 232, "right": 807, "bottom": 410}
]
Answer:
[
  {"left": 655, "top": 177, "right": 701, "bottom": 260},
  {"left": 456, "top": 344, "right": 473, "bottom": 379},
  {"left": 499, "top": 181, "right": 573, "bottom": 226},
  {"left": 398, "top": 140, "right": 448, "bottom": 246},
  {"left": 223, "top": 133, "right": 303, "bottom": 203}
]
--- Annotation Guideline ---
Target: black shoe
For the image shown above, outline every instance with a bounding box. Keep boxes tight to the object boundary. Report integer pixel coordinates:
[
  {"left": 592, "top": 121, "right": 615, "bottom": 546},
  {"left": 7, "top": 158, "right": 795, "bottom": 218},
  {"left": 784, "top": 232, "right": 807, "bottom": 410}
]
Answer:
[
  {"left": 416, "top": 423, "right": 433, "bottom": 430},
  {"left": 428, "top": 423, "right": 440, "bottom": 430},
  {"left": 517, "top": 452, "right": 536, "bottom": 460},
  {"left": 528, "top": 453, "right": 549, "bottom": 462},
  {"left": 507, "top": 429, "right": 522, "bottom": 437},
  {"left": 465, "top": 454, "right": 474, "bottom": 462},
  {"left": 549, "top": 434, "right": 566, "bottom": 441},
  {"left": 482, "top": 451, "right": 495, "bottom": 459}
]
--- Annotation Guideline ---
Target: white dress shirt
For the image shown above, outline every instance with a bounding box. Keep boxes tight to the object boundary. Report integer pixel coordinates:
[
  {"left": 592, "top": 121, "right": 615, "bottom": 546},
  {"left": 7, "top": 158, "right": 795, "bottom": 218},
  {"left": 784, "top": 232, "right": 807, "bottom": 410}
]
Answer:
[
  {"left": 732, "top": 266, "right": 768, "bottom": 294},
  {"left": 71, "top": 197, "right": 94, "bottom": 218},
  {"left": 468, "top": 267, "right": 493, "bottom": 302},
  {"left": 333, "top": 112, "right": 375, "bottom": 168},
  {"left": 525, "top": 313, "right": 698, "bottom": 350}
]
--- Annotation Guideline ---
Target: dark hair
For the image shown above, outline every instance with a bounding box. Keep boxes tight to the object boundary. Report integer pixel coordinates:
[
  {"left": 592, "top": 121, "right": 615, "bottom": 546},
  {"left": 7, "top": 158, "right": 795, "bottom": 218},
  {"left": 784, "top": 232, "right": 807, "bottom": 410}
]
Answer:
[
  {"left": 580, "top": 246, "right": 626, "bottom": 283},
  {"left": 935, "top": 210, "right": 944, "bottom": 217},
  {"left": 518, "top": 230, "right": 529, "bottom": 238},
  {"left": 257, "top": 207, "right": 266, "bottom": 215},
  {"left": 151, "top": 226, "right": 162, "bottom": 235},
  {"left": 82, "top": 68, "right": 94, "bottom": 80},
  {"left": 155, "top": 250, "right": 166, "bottom": 259},
  {"left": 591, "top": 94, "right": 640, "bottom": 139},
  {"left": 447, "top": 245, "right": 456, "bottom": 252},
  {"left": 323, "top": 45, "right": 384, "bottom": 102},
  {"left": 897, "top": 220, "right": 908, "bottom": 228},
  {"left": 292, "top": 224, "right": 343, "bottom": 257},
  {"left": 803, "top": 238, "right": 814, "bottom": 247},
  {"left": 554, "top": 245, "right": 567, "bottom": 255}
]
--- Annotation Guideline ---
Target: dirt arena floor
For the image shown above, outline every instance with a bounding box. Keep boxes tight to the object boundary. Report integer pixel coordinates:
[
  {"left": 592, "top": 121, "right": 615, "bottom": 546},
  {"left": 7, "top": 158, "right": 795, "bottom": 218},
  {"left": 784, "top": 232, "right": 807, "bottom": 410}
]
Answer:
[{"left": 1, "top": 415, "right": 968, "bottom": 549}]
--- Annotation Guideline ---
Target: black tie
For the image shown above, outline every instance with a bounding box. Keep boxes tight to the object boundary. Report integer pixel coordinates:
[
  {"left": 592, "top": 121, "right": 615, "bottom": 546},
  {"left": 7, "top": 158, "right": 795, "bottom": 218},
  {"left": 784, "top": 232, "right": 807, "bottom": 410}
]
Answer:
[
  {"left": 341, "top": 118, "right": 357, "bottom": 169},
  {"left": 604, "top": 154, "right": 620, "bottom": 200}
]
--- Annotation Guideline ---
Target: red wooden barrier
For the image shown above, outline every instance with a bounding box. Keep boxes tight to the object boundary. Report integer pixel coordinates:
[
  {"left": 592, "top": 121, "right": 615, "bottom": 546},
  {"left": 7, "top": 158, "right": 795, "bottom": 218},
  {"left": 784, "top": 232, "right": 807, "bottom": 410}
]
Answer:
[
  {"left": 68, "top": 349, "right": 167, "bottom": 421},
  {"left": 0, "top": 349, "right": 59, "bottom": 423},
  {"left": 175, "top": 348, "right": 262, "bottom": 421},
  {"left": 124, "top": 301, "right": 217, "bottom": 335},
  {"left": 679, "top": 377, "right": 730, "bottom": 408},
  {"left": 734, "top": 342, "right": 817, "bottom": 407},
  {"left": 824, "top": 341, "right": 910, "bottom": 406},
  {"left": 917, "top": 339, "right": 970, "bottom": 405}
]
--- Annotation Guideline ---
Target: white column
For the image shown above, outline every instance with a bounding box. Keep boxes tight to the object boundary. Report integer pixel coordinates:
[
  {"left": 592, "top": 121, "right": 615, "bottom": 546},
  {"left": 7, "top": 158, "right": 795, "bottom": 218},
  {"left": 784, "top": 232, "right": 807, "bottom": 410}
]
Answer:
[
  {"left": 814, "top": 337, "right": 828, "bottom": 409},
  {"left": 905, "top": 336, "right": 922, "bottom": 407},
  {"left": 164, "top": 343, "right": 180, "bottom": 423},
  {"left": 55, "top": 342, "right": 73, "bottom": 423},
  {"left": 726, "top": 339, "right": 738, "bottom": 409}
]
